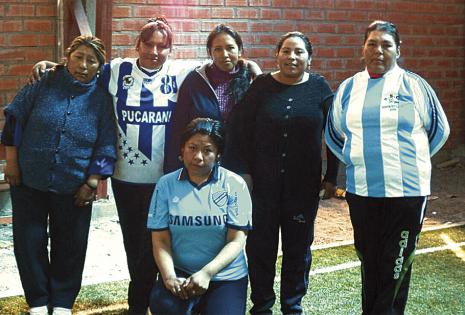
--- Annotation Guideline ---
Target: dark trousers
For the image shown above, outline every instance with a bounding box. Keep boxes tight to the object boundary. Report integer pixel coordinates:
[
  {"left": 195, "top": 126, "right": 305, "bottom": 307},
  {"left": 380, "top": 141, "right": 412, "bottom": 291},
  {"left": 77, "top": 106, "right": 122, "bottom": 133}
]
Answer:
[
  {"left": 247, "top": 196, "right": 319, "bottom": 315},
  {"left": 346, "top": 192, "right": 427, "bottom": 315},
  {"left": 150, "top": 270, "right": 248, "bottom": 315},
  {"left": 11, "top": 184, "right": 92, "bottom": 309},
  {"left": 111, "top": 179, "right": 158, "bottom": 313}
]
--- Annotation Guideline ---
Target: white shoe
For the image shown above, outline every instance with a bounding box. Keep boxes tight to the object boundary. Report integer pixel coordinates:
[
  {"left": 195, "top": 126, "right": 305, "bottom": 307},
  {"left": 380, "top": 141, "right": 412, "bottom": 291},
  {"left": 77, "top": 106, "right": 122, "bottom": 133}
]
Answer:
[
  {"left": 29, "top": 306, "right": 48, "bottom": 315},
  {"left": 52, "top": 307, "right": 72, "bottom": 315}
]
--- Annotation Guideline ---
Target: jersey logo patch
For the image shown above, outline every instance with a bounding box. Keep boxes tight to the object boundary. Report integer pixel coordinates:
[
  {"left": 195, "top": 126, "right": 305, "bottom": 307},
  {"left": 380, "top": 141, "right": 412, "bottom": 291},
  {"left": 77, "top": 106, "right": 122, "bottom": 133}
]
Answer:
[
  {"left": 212, "top": 190, "right": 228, "bottom": 208},
  {"left": 122, "top": 75, "right": 134, "bottom": 90},
  {"left": 382, "top": 93, "right": 400, "bottom": 111}
]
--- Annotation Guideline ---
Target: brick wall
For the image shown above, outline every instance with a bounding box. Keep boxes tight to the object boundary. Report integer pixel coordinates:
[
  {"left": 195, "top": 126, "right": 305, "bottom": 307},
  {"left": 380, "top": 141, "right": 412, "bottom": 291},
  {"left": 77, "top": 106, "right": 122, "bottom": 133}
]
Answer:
[
  {"left": 0, "top": 0, "right": 57, "bottom": 159},
  {"left": 1, "top": 0, "right": 464, "bottom": 150},
  {"left": 112, "top": 0, "right": 465, "bottom": 148}
]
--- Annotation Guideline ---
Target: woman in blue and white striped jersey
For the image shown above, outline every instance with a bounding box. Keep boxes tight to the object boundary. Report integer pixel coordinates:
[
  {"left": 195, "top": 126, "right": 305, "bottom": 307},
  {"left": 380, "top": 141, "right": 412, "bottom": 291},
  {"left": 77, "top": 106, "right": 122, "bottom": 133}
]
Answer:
[{"left": 325, "top": 20, "right": 449, "bottom": 315}]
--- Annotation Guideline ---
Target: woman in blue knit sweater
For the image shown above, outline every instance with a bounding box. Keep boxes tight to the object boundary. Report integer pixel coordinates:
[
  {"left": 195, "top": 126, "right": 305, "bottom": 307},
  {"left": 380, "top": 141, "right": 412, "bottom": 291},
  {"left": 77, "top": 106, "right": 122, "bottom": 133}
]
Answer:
[{"left": 1, "top": 35, "right": 117, "bottom": 315}]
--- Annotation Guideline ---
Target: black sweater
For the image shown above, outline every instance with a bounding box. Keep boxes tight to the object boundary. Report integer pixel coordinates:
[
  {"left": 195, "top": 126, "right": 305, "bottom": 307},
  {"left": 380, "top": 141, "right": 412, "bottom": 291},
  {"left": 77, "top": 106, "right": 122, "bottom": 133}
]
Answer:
[{"left": 224, "top": 73, "right": 339, "bottom": 209}]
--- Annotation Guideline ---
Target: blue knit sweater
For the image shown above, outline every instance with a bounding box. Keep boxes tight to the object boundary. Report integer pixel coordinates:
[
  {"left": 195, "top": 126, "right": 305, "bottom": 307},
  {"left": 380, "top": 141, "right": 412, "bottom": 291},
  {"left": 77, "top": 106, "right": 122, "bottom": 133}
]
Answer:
[{"left": 4, "top": 67, "right": 117, "bottom": 194}]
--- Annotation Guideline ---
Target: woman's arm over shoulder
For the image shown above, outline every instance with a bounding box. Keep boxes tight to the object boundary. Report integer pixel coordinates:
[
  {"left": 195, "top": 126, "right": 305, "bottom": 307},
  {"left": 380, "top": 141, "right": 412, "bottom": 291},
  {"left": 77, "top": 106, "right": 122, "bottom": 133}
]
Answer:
[{"left": 164, "top": 70, "right": 197, "bottom": 174}]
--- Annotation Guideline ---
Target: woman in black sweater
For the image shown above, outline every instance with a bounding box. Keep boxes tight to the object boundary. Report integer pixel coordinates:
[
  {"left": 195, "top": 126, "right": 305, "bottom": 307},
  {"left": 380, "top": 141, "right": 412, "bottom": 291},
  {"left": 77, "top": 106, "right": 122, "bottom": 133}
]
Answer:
[{"left": 224, "top": 32, "right": 339, "bottom": 315}]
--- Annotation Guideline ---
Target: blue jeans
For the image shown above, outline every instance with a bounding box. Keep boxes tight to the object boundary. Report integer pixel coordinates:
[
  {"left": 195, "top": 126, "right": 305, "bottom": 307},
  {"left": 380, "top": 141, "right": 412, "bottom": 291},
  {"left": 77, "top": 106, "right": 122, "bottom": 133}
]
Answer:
[
  {"left": 11, "top": 184, "right": 92, "bottom": 309},
  {"left": 150, "top": 270, "right": 248, "bottom": 315},
  {"left": 111, "top": 179, "right": 158, "bottom": 313}
]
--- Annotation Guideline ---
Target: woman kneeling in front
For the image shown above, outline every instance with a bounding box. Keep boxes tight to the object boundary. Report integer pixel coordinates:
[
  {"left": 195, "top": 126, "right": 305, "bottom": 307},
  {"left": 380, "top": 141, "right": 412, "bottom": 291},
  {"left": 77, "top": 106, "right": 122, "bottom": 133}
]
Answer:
[{"left": 147, "top": 118, "right": 252, "bottom": 315}]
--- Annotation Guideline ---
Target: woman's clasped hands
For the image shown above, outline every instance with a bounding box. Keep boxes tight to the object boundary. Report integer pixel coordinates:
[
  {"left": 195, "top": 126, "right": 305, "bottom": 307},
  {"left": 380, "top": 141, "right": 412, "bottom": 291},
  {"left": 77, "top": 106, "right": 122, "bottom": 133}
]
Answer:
[{"left": 165, "top": 270, "right": 212, "bottom": 300}]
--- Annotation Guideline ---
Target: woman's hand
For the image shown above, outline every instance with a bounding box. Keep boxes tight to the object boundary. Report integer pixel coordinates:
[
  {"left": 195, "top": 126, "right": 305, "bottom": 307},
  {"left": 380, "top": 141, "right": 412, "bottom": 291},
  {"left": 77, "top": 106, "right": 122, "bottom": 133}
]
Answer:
[
  {"left": 319, "top": 181, "right": 336, "bottom": 200},
  {"left": 74, "top": 183, "right": 96, "bottom": 207},
  {"left": 4, "top": 160, "right": 21, "bottom": 186},
  {"left": 182, "top": 270, "right": 211, "bottom": 297},
  {"left": 164, "top": 276, "right": 189, "bottom": 300},
  {"left": 29, "top": 61, "right": 57, "bottom": 83}
]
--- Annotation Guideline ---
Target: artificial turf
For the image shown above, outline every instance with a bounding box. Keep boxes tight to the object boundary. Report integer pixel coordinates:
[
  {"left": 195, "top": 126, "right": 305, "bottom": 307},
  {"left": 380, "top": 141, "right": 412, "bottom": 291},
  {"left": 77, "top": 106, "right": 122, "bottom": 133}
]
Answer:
[{"left": 1, "top": 226, "right": 463, "bottom": 314}]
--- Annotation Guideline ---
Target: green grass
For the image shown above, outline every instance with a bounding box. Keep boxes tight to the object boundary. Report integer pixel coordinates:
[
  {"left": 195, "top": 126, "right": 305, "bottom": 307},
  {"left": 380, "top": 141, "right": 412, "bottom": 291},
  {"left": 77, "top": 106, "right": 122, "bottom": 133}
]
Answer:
[{"left": 1, "top": 226, "right": 464, "bottom": 315}]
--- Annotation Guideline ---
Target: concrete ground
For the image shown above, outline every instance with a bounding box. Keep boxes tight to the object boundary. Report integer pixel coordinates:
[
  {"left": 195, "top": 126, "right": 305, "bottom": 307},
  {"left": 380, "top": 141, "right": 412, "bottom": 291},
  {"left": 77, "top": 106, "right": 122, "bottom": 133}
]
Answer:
[{"left": 0, "top": 186, "right": 129, "bottom": 299}]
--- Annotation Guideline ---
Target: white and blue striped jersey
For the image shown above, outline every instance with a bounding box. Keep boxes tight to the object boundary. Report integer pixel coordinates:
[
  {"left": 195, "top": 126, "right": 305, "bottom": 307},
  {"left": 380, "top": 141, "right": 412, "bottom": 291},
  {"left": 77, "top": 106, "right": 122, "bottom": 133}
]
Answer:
[
  {"left": 326, "top": 66, "right": 449, "bottom": 197},
  {"left": 100, "top": 58, "right": 197, "bottom": 184}
]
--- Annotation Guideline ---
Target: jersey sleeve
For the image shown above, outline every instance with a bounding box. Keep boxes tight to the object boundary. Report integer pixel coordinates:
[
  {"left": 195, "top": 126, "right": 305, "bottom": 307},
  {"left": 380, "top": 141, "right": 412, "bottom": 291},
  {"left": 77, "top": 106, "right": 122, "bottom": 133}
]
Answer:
[
  {"left": 164, "top": 71, "right": 195, "bottom": 174},
  {"left": 147, "top": 177, "right": 170, "bottom": 231},
  {"left": 98, "top": 62, "right": 112, "bottom": 90},
  {"left": 415, "top": 76, "right": 450, "bottom": 156},
  {"left": 325, "top": 80, "right": 348, "bottom": 162},
  {"left": 225, "top": 174, "right": 252, "bottom": 231}
]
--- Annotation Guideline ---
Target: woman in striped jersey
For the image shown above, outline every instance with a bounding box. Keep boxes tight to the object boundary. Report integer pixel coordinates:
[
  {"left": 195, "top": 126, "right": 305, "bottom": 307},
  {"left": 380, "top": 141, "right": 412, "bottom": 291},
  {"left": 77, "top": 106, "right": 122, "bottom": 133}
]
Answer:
[{"left": 325, "top": 21, "right": 449, "bottom": 314}]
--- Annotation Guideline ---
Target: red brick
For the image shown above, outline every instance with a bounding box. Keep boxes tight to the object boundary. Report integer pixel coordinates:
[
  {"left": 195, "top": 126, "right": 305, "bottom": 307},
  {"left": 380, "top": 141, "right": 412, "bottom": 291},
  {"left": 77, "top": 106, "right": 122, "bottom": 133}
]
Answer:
[
  {"left": 237, "top": 8, "right": 259, "bottom": 19},
  {"left": 0, "top": 20, "right": 23, "bottom": 32},
  {"left": 38, "top": 34, "right": 56, "bottom": 46},
  {"left": 272, "top": 0, "right": 290, "bottom": 7},
  {"left": 294, "top": 0, "right": 334, "bottom": 8},
  {"left": 251, "top": 22, "right": 274, "bottom": 32},
  {"left": 249, "top": 0, "right": 271, "bottom": 6},
  {"left": 211, "top": 8, "right": 235, "bottom": 18},
  {"left": 172, "top": 48, "right": 198, "bottom": 59},
  {"left": 260, "top": 9, "right": 281, "bottom": 20},
  {"left": 114, "top": 0, "right": 145, "bottom": 3},
  {"left": 24, "top": 47, "right": 54, "bottom": 61},
  {"left": 201, "top": 20, "right": 247, "bottom": 32},
  {"left": 315, "top": 48, "right": 335, "bottom": 58},
  {"left": 6, "top": 64, "right": 34, "bottom": 76},
  {"left": 283, "top": 9, "right": 303, "bottom": 20},
  {"left": 326, "top": 10, "right": 347, "bottom": 21},
  {"left": 336, "top": 23, "right": 355, "bottom": 34},
  {"left": 173, "top": 33, "right": 203, "bottom": 46},
  {"left": 304, "top": 9, "right": 325, "bottom": 20},
  {"left": 0, "top": 5, "right": 4, "bottom": 16},
  {"left": 256, "top": 35, "right": 278, "bottom": 45},
  {"left": 324, "top": 36, "right": 343, "bottom": 46},
  {"left": 148, "top": 0, "right": 198, "bottom": 3},
  {"left": 199, "top": 0, "right": 224, "bottom": 5},
  {"left": 113, "top": 6, "right": 132, "bottom": 18},
  {"left": 247, "top": 47, "right": 273, "bottom": 58},
  {"left": 24, "top": 19, "right": 52, "bottom": 32},
  {"left": 275, "top": 22, "right": 295, "bottom": 33},
  {"left": 170, "top": 20, "right": 201, "bottom": 32},
  {"left": 335, "top": 0, "right": 354, "bottom": 9},
  {"left": 0, "top": 78, "right": 19, "bottom": 91},
  {"left": 117, "top": 19, "right": 144, "bottom": 31},
  {"left": 112, "top": 34, "right": 134, "bottom": 46},
  {"left": 355, "top": 0, "right": 387, "bottom": 10},
  {"left": 9, "top": 34, "right": 38, "bottom": 46},
  {"left": 36, "top": 4, "right": 55, "bottom": 16},
  {"left": 7, "top": 4, "right": 34, "bottom": 16},
  {"left": 225, "top": 0, "right": 248, "bottom": 6},
  {"left": 316, "top": 24, "right": 336, "bottom": 33},
  {"left": 295, "top": 23, "right": 316, "bottom": 33}
]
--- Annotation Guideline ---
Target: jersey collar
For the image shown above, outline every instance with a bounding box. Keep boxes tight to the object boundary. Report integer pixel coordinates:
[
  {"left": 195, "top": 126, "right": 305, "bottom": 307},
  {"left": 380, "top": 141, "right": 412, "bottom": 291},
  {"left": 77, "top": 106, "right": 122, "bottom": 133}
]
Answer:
[{"left": 178, "top": 165, "right": 220, "bottom": 189}]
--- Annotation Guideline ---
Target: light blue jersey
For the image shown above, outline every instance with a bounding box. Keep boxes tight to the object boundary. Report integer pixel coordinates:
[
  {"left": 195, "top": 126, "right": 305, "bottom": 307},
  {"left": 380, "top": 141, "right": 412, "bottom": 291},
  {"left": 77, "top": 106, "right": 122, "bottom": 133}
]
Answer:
[
  {"left": 147, "top": 166, "right": 252, "bottom": 281},
  {"left": 326, "top": 66, "right": 449, "bottom": 197}
]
